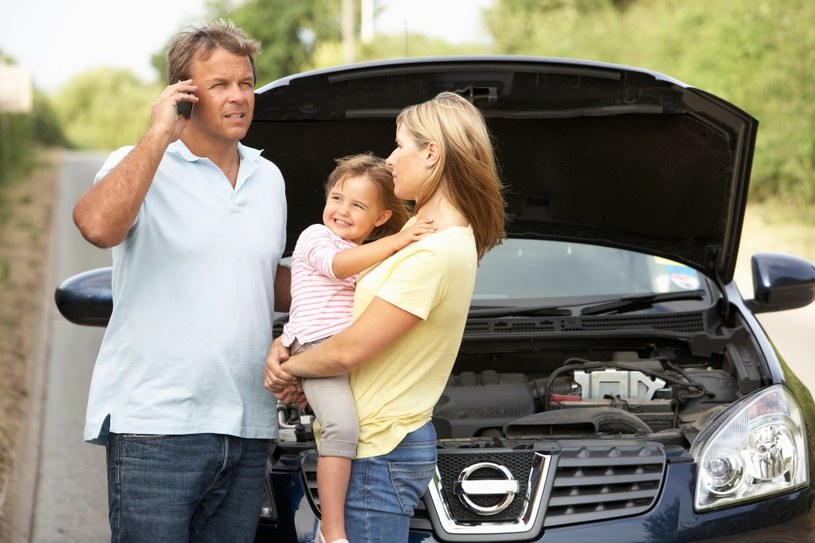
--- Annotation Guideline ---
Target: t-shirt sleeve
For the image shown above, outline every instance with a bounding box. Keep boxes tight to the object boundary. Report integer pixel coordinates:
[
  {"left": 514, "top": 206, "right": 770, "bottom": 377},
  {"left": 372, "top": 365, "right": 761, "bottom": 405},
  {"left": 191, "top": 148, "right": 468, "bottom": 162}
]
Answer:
[
  {"left": 296, "top": 225, "right": 344, "bottom": 280},
  {"left": 376, "top": 247, "right": 446, "bottom": 320}
]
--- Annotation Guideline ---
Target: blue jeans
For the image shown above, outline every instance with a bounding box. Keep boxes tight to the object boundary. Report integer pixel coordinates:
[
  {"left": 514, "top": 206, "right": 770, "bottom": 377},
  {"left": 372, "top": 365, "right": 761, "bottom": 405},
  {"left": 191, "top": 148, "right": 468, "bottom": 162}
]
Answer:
[
  {"left": 106, "top": 433, "right": 269, "bottom": 543},
  {"left": 344, "top": 422, "right": 437, "bottom": 542}
]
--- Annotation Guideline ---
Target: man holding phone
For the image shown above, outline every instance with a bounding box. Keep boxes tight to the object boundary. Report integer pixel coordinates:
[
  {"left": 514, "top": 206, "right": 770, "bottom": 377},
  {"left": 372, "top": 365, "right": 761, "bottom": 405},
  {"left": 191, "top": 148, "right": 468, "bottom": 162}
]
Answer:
[{"left": 72, "top": 20, "right": 289, "bottom": 542}]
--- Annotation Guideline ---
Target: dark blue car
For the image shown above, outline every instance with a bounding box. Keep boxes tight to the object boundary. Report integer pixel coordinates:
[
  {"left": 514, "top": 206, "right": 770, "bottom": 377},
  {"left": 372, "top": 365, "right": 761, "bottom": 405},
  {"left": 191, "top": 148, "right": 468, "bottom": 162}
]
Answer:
[{"left": 57, "top": 57, "right": 815, "bottom": 542}]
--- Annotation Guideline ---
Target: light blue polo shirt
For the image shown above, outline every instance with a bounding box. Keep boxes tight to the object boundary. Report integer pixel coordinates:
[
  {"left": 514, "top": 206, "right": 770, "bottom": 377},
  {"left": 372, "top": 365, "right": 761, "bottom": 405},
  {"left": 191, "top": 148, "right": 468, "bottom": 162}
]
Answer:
[{"left": 84, "top": 141, "right": 286, "bottom": 445}]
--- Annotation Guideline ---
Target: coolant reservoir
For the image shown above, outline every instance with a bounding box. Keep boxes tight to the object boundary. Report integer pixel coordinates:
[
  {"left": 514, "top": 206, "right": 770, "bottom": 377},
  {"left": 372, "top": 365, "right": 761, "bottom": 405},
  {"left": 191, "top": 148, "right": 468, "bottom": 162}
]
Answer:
[{"left": 573, "top": 369, "right": 666, "bottom": 400}]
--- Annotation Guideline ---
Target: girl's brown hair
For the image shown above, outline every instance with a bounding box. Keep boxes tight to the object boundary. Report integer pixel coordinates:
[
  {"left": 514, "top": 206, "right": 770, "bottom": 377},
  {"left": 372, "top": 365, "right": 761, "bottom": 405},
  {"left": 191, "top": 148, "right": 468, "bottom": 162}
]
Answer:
[{"left": 325, "top": 154, "right": 410, "bottom": 241}]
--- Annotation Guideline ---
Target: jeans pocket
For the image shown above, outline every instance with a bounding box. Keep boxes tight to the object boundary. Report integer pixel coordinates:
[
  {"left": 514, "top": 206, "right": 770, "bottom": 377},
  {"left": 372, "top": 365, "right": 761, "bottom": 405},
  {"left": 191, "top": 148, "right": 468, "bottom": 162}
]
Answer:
[{"left": 388, "top": 460, "right": 436, "bottom": 515}]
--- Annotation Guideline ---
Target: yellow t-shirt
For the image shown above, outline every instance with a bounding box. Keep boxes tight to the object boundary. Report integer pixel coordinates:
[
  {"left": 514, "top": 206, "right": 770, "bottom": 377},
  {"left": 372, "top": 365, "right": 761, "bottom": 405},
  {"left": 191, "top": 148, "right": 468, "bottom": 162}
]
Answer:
[{"left": 350, "top": 224, "right": 477, "bottom": 458}]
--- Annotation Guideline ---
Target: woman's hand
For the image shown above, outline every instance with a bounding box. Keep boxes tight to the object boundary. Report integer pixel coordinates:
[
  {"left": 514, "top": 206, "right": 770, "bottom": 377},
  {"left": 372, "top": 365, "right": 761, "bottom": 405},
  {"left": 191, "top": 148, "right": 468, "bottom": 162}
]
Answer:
[{"left": 264, "top": 338, "right": 305, "bottom": 404}]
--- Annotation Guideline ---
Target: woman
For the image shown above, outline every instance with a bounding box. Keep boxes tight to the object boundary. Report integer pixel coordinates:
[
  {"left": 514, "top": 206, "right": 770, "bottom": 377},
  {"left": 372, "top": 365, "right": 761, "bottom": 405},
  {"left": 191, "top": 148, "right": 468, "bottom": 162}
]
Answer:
[{"left": 265, "top": 91, "right": 506, "bottom": 543}]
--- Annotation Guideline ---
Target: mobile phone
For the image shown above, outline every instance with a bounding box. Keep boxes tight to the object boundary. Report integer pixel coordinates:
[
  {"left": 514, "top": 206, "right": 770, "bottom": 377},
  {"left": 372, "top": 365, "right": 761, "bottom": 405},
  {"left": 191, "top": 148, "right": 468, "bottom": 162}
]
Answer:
[
  {"left": 177, "top": 97, "right": 193, "bottom": 119},
  {"left": 176, "top": 81, "right": 194, "bottom": 119}
]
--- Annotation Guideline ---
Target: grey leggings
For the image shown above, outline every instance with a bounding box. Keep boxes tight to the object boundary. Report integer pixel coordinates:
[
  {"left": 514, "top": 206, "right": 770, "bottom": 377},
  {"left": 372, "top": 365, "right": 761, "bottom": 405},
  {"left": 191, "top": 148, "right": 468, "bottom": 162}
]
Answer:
[{"left": 293, "top": 339, "right": 359, "bottom": 459}]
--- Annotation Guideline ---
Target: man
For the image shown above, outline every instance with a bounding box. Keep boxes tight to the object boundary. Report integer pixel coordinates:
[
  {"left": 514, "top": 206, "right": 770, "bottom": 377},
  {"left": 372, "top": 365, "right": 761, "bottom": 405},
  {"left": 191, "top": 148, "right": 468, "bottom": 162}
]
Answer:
[{"left": 73, "top": 20, "right": 289, "bottom": 542}]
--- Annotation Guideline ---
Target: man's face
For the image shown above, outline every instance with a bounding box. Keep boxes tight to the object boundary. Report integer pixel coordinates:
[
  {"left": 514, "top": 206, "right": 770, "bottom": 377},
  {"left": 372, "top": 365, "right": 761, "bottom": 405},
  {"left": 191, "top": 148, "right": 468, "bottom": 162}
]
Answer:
[{"left": 187, "top": 48, "right": 255, "bottom": 143}]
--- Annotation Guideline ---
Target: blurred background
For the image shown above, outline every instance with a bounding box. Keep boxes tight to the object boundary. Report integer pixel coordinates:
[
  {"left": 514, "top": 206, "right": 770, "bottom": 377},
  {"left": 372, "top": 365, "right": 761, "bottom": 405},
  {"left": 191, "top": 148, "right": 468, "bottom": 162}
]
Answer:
[
  {"left": 1, "top": 0, "right": 813, "bottom": 218},
  {"left": 1, "top": 0, "right": 814, "bottom": 218}
]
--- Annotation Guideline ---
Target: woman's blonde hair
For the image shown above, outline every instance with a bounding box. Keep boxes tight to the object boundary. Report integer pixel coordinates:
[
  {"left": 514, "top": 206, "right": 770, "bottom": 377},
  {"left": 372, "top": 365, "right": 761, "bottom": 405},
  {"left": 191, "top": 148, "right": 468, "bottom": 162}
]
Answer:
[
  {"left": 396, "top": 91, "right": 506, "bottom": 260},
  {"left": 325, "top": 153, "right": 410, "bottom": 240}
]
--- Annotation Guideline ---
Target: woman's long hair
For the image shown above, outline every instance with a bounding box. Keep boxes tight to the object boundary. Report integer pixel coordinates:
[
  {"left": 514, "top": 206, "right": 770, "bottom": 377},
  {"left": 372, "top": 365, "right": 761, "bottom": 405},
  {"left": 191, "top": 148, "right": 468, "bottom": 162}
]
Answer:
[{"left": 396, "top": 91, "right": 506, "bottom": 260}]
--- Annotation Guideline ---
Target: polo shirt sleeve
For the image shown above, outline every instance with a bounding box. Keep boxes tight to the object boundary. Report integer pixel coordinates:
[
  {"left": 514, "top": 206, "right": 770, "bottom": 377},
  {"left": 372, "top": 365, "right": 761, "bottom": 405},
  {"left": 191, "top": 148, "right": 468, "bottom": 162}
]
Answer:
[
  {"left": 94, "top": 146, "right": 133, "bottom": 183},
  {"left": 375, "top": 247, "right": 446, "bottom": 320}
]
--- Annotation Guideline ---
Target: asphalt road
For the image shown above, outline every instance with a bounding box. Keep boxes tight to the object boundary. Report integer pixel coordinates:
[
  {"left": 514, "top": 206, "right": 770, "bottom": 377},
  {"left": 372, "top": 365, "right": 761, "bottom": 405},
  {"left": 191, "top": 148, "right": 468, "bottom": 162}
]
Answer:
[
  {"left": 30, "top": 150, "right": 815, "bottom": 542},
  {"left": 32, "top": 151, "right": 110, "bottom": 542}
]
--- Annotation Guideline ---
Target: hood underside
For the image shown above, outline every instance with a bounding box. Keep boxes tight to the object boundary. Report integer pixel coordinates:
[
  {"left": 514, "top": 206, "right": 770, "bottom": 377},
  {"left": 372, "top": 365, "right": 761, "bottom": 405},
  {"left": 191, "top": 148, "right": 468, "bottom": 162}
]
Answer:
[{"left": 245, "top": 56, "right": 758, "bottom": 284}]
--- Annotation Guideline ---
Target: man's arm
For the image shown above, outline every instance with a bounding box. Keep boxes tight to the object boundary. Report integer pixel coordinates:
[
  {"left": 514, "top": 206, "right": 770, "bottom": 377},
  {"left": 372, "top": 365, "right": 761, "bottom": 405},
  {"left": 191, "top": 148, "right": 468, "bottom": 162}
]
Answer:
[
  {"left": 73, "top": 81, "right": 196, "bottom": 248},
  {"left": 274, "top": 264, "right": 292, "bottom": 312}
]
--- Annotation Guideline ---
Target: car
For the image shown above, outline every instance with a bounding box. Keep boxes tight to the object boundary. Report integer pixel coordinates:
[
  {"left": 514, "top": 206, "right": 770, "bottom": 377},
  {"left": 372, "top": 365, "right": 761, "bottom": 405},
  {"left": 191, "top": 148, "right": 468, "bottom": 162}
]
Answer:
[{"left": 56, "top": 56, "right": 815, "bottom": 542}]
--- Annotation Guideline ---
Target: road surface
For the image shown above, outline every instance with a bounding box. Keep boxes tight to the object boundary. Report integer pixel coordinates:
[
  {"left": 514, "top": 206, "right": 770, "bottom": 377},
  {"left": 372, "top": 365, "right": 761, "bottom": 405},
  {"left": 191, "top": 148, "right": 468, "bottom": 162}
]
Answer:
[{"left": 33, "top": 151, "right": 110, "bottom": 542}]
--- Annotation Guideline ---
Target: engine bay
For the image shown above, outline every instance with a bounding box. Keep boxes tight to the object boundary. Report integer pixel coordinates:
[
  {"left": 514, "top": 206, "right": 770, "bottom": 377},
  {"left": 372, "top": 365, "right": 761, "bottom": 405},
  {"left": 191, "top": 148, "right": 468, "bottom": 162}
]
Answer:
[{"left": 277, "top": 318, "right": 766, "bottom": 450}]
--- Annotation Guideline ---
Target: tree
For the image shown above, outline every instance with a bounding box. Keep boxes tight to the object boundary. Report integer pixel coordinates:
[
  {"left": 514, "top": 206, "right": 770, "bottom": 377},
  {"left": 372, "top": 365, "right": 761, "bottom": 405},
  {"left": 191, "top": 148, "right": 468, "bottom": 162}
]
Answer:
[
  {"left": 0, "top": 52, "right": 66, "bottom": 187},
  {"left": 230, "top": 0, "right": 341, "bottom": 83},
  {"left": 51, "top": 68, "right": 161, "bottom": 150},
  {"left": 484, "top": 0, "right": 815, "bottom": 206},
  {"left": 151, "top": 0, "right": 342, "bottom": 86}
]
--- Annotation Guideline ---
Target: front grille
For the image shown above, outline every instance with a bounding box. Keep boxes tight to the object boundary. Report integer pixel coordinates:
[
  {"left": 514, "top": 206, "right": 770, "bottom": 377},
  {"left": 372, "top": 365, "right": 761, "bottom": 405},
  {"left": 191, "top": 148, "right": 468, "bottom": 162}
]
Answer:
[
  {"left": 545, "top": 443, "right": 666, "bottom": 526},
  {"left": 299, "top": 442, "right": 666, "bottom": 537},
  {"left": 436, "top": 451, "right": 534, "bottom": 522},
  {"left": 301, "top": 451, "right": 320, "bottom": 509}
]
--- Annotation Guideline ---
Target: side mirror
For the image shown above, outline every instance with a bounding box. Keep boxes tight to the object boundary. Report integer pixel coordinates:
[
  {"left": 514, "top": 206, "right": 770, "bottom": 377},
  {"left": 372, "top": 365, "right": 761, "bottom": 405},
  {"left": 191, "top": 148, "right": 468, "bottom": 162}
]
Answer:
[
  {"left": 745, "top": 253, "right": 815, "bottom": 313},
  {"left": 54, "top": 267, "right": 113, "bottom": 326}
]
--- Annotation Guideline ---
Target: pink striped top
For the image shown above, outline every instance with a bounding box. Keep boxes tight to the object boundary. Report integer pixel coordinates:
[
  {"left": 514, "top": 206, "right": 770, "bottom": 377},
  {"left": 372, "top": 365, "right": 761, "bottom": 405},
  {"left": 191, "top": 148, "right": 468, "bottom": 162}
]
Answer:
[{"left": 281, "top": 224, "right": 358, "bottom": 347}]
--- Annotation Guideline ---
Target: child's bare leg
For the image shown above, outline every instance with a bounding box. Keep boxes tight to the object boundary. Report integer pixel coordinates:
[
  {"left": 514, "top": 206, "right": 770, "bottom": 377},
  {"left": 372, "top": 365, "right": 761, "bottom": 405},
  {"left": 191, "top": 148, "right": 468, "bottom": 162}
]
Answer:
[{"left": 318, "top": 455, "right": 351, "bottom": 542}]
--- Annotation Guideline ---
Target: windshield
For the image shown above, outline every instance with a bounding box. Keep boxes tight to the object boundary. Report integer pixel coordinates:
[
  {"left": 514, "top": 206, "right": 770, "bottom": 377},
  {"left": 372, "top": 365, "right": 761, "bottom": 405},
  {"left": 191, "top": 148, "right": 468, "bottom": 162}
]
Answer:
[{"left": 473, "top": 239, "right": 708, "bottom": 302}]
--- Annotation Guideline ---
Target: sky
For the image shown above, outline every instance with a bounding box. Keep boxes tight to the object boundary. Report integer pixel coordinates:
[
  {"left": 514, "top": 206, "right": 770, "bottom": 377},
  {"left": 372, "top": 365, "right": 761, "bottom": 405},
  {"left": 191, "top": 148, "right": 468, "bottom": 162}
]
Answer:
[{"left": 0, "top": 0, "right": 492, "bottom": 94}]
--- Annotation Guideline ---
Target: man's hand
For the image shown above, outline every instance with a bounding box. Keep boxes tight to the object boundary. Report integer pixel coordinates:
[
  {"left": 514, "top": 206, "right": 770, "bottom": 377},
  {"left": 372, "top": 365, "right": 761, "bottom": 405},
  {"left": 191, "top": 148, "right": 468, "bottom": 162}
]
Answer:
[{"left": 155, "top": 79, "right": 198, "bottom": 141}]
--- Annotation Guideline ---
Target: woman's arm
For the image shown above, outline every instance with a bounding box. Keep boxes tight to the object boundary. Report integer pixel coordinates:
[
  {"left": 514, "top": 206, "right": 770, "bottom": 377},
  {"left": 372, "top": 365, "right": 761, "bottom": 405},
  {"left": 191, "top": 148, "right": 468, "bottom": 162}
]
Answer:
[{"left": 264, "top": 295, "right": 421, "bottom": 389}]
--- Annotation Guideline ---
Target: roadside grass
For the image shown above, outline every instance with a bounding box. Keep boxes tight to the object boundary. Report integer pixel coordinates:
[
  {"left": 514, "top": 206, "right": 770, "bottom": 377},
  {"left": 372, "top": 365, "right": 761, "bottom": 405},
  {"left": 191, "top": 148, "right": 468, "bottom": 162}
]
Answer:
[
  {"left": 734, "top": 201, "right": 815, "bottom": 294},
  {"left": 741, "top": 202, "right": 815, "bottom": 259},
  {"left": 0, "top": 148, "right": 59, "bottom": 513}
]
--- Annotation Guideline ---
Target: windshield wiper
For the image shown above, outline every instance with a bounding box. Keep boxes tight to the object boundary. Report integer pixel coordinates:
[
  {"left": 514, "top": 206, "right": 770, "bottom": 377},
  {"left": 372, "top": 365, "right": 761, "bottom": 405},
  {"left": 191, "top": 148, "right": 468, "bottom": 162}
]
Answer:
[
  {"left": 579, "top": 290, "right": 706, "bottom": 316},
  {"left": 468, "top": 306, "right": 573, "bottom": 318}
]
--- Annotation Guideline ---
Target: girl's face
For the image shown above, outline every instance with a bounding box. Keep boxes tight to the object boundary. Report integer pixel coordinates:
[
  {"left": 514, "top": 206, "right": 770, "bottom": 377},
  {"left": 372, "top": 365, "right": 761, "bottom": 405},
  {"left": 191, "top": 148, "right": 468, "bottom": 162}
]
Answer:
[
  {"left": 323, "top": 175, "right": 392, "bottom": 245},
  {"left": 386, "top": 123, "right": 428, "bottom": 201}
]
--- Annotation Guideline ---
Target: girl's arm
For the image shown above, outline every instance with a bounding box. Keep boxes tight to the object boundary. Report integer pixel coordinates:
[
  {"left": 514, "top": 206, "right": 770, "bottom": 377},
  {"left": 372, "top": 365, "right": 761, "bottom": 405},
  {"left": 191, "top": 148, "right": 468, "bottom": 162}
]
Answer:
[{"left": 332, "top": 218, "right": 435, "bottom": 279}]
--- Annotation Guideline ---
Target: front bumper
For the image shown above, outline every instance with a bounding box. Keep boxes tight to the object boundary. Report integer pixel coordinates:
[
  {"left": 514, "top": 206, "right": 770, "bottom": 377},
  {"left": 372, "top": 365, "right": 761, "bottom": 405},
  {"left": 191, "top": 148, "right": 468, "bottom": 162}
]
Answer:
[{"left": 254, "top": 443, "right": 814, "bottom": 543}]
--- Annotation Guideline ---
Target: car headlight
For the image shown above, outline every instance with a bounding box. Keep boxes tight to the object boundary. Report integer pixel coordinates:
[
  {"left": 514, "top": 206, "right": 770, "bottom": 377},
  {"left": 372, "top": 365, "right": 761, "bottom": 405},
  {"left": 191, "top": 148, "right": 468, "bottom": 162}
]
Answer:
[{"left": 691, "top": 385, "right": 808, "bottom": 511}]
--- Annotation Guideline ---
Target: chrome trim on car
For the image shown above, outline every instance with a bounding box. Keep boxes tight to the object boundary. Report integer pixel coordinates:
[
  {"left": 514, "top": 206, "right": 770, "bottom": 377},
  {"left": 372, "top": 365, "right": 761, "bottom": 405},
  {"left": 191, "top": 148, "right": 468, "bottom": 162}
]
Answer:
[
  {"left": 453, "top": 462, "right": 520, "bottom": 515},
  {"left": 427, "top": 452, "right": 549, "bottom": 535}
]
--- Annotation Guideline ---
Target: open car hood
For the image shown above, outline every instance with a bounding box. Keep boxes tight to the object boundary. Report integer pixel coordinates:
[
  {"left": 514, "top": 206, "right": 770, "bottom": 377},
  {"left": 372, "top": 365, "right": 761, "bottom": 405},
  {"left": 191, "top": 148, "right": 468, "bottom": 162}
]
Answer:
[{"left": 246, "top": 56, "right": 757, "bottom": 284}]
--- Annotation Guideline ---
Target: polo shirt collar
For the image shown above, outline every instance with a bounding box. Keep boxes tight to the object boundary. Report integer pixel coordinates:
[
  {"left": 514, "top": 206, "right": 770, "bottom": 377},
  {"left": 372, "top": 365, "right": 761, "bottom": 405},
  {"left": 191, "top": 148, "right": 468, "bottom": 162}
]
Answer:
[{"left": 167, "top": 141, "right": 262, "bottom": 165}]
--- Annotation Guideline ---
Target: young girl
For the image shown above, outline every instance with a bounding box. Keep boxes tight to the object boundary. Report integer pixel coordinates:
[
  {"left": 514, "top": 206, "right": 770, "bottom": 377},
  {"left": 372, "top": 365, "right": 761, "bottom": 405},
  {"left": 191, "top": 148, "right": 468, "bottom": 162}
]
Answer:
[{"left": 280, "top": 153, "right": 435, "bottom": 543}]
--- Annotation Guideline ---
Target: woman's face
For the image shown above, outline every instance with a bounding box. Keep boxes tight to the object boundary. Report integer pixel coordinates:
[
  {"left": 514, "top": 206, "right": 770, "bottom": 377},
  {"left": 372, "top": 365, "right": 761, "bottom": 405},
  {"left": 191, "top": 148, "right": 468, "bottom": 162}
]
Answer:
[{"left": 386, "top": 123, "right": 428, "bottom": 201}]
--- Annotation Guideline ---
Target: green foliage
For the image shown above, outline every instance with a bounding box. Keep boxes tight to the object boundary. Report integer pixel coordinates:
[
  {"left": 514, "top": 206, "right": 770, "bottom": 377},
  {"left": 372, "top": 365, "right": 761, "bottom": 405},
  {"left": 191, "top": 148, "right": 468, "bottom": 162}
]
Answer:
[
  {"left": 51, "top": 68, "right": 161, "bottom": 150},
  {"left": 486, "top": 0, "right": 815, "bottom": 206},
  {"left": 0, "top": 87, "right": 64, "bottom": 216},
  {"left": 0, "top": 113, "right": 32, "bottom": 184},
  {"left": 8, "top": 0, "right": 813, "bottom": 208},
  {"left": 149, "top": 0, "right": 344, "bottom": 86},
  {"left": 227, "top": 0, "right": 342, "bottom": 83},
  {"left": 30, "top": 89, "right": 68, "bottom": 147}
]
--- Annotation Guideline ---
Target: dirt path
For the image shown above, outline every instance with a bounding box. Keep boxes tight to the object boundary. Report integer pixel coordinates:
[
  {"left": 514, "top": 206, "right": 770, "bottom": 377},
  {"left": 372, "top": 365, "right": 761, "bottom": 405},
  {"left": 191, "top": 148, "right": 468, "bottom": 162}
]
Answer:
[{"left": 0, "top": 149, "right": 60, "bottom": 541}]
